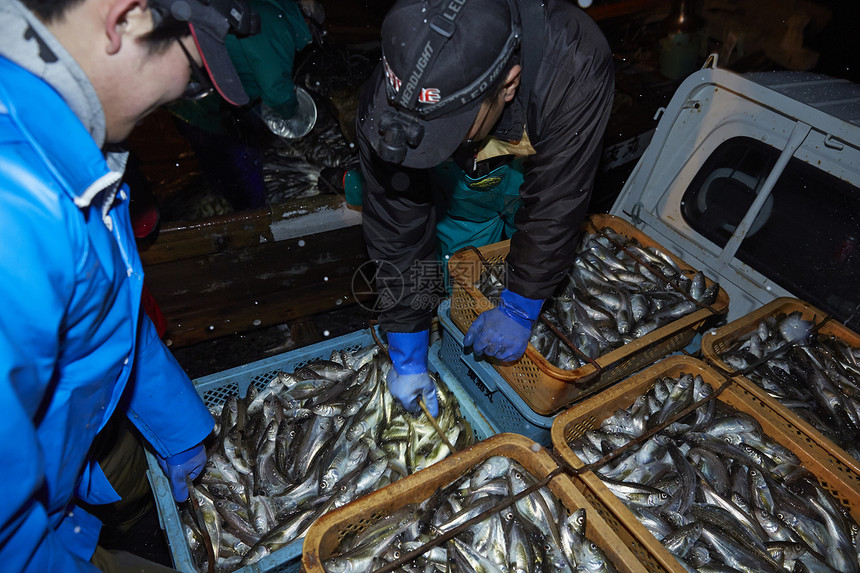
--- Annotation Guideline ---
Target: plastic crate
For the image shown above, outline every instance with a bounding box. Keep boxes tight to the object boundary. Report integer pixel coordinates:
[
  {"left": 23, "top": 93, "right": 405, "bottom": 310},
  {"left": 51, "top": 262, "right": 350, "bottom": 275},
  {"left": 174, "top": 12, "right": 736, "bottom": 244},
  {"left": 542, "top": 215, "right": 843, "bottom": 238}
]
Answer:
[
  {"left": 701, "top": 296, "right": 860, "bottom": 479},
  {"left": 551, "top": 355, "right": 860, "bottom": 573},
  {"left": 448, "top": 213, "right": 730, "bottom": 416},
  {"left": 145, "top": 328, "right": 496, "bottom": 573},
  {"left": 436, "top": 298, "right": 555, "bottom": 445},
  {"left": 301, "top": 433, "right": 650, "bottom": 573}
]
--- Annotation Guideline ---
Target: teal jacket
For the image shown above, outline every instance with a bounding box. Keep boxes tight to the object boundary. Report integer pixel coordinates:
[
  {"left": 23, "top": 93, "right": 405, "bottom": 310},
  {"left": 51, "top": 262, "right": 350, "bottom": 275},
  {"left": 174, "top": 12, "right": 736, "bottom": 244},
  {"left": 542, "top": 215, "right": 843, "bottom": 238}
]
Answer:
[{"left": 172, "top": 0, "right": 311, "bottom": 132}]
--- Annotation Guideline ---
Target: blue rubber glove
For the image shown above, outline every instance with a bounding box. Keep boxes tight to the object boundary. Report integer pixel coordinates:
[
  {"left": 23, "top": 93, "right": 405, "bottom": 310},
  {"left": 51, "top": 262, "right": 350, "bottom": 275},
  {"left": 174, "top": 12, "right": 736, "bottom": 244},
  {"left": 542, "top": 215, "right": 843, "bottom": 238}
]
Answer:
[
  {"left": 386, "top": 330, "right": 440, "bottom": 417},
  {"left": 156, "top": 443, "right": 207, "bottom": 503},
  {"left": 463, "top": 289, "right": 544, "bottom": 362}
]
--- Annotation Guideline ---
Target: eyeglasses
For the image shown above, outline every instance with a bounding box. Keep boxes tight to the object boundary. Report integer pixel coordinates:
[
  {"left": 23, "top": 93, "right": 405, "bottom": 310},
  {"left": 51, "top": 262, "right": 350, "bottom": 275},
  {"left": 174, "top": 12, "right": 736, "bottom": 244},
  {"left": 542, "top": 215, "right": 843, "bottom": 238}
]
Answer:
[{"left": 177, "top": 39, "right": 214, "bottom": 101}]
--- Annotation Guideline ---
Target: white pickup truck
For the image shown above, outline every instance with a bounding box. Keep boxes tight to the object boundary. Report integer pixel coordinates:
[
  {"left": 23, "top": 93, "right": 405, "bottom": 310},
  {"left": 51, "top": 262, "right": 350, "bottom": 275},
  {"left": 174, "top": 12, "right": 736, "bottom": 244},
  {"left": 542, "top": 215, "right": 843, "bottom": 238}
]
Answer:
[{"left": 610, "top": 55, "right": 860, "bottom": 331}]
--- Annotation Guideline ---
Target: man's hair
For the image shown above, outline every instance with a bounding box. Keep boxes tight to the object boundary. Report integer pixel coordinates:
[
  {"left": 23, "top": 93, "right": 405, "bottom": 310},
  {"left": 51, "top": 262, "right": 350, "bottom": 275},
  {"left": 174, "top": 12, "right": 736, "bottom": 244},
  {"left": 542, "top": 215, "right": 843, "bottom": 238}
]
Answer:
[
  {"left": 20, "top": 0, "right": 84, "bottom": 23},
  {"left": 21, "top": 0, "right": 189, "bottom": 53},
  {"left": 142, "top": 8, "right": 192, "bottom": 53}
]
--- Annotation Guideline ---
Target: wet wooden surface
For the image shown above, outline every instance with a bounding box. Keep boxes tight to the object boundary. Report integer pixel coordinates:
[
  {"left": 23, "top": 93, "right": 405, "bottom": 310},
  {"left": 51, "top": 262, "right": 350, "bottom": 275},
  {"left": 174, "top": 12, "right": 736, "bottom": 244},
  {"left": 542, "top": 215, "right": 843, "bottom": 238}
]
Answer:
[{"left": 145, "top": 223, "right": 370, "bottom": 348}]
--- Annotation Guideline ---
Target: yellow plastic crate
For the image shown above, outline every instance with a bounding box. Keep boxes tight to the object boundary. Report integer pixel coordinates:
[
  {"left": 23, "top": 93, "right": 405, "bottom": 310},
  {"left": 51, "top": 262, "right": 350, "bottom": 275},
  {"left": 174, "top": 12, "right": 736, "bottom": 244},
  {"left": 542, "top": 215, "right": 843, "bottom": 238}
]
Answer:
[
  {"left": 551, "top": 355, "right": 860, "bottom": 573},
  {"left": 701, "top": 296, "right": 860, "bottom": 480},
  {"left": 449, "top": 213, "right": 729, "bottom": 416},
  {"left": 302, "top": 433, "right": 649, "bottom": 573}
]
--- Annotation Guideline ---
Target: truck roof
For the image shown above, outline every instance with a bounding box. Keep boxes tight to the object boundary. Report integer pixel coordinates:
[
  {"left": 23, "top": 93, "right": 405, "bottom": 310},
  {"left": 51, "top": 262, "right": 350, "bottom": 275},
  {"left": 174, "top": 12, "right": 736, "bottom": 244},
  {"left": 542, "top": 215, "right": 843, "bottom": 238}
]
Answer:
[{"left": 744, "top": 71, "right": 860, "bottom": 127}]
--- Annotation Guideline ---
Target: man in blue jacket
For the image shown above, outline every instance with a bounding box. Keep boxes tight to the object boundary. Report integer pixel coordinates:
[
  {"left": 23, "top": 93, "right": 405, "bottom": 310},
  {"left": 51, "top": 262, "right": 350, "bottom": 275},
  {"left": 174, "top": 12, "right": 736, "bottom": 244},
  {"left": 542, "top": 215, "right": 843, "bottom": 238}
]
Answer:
[{"left": 0, "top": 0, "right": 258, "bottom": 570}]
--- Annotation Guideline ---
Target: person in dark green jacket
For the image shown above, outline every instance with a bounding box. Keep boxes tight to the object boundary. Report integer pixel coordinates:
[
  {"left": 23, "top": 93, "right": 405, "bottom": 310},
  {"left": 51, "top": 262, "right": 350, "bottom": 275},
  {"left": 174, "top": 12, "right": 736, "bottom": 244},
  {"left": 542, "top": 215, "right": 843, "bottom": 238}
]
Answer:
[
  {"left": 228, "top": 0, "right": 314, "bottom": 121},
  {"left": 171, "top": 0, "right": 320, "bottom": 211}
]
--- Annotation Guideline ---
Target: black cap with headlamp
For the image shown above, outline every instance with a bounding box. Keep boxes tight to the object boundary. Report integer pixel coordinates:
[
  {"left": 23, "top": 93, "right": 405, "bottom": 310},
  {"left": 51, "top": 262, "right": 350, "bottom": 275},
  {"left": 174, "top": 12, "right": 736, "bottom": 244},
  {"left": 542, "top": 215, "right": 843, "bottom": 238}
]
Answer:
[
  {"left": 365, "top": 0, "right": 521, "bottom": 169},
  {"left": 150, "top": 0, "right": 260, "bottom": 106}
]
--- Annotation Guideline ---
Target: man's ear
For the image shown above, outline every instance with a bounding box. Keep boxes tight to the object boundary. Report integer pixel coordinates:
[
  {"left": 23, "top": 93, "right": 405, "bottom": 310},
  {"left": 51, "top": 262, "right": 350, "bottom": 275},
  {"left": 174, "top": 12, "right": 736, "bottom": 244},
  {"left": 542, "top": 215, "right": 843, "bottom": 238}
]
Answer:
[
  {"left": 502, "top": 64, "right": 522, "bottom": 103},
  {"left": 105, "top": 0, "right": 147, "bottom": 55}
]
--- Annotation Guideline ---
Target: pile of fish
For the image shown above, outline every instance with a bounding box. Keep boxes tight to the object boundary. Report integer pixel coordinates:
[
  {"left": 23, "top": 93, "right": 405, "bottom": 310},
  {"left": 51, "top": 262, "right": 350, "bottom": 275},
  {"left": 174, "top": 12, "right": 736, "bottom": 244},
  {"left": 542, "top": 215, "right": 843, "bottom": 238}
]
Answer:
[
  {"left": 567, "top": 373, "right": 860, "bottom": 573},
  {"left": 717, "top": 310, "right": 860, "bottom": 460},
  {"left": 241, "top": 42, "right": 370, "bottom": 205},
  {"left": 181, "top": 343, "right": 474, "bottom": 572},
  {"left": 262, "top": 111, "right": 360, "bottom": 204},
  {"left": 174, "top": 191, "right": 235, "bottom": 221},
  {"left": 159, "top": 111, "right": 359, "bottom": 222},
  {"left": 265, "top": 40, "right": 379, "bottom": 199},
  {"left": 324, "top": 456, "right": 619, "bottom": 573},
  {"left": 476, "top": 226, "right": 720, "bottom": 369}
]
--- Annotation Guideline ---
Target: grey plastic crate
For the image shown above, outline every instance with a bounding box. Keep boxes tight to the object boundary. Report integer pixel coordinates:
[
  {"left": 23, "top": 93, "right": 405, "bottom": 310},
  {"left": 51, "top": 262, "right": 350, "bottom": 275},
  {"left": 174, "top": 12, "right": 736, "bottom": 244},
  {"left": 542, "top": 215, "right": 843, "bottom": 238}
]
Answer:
[{"left": 436, "top": 299, "right": 555, "bottom": 446}]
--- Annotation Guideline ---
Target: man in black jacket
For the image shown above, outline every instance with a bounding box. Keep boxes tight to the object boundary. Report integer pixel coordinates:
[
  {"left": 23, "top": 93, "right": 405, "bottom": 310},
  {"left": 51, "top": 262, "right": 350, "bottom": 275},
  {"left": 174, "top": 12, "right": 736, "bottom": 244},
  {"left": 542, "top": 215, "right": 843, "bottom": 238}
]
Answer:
[{"left": 357, "top": 0, "right": 614, "bottom": 415}]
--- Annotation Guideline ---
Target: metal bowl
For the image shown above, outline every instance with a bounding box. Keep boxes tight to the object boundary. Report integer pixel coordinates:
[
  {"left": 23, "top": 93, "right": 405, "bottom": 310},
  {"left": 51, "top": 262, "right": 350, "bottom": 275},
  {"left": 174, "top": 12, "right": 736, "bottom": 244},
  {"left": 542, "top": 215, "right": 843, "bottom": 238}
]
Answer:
[{"left": 262, "top": 87, "right": 318, "bottom": 139}]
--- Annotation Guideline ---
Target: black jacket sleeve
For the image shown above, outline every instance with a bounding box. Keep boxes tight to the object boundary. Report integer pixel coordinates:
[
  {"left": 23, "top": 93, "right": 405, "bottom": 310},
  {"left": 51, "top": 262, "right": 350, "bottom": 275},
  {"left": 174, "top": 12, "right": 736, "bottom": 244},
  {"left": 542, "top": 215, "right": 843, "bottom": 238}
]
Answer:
[
  {"left": 506, "top": 2, "right": 615, "bottom": 301},
  {"left": 357, "top": 76, "right": 440, "bottom": 333}
]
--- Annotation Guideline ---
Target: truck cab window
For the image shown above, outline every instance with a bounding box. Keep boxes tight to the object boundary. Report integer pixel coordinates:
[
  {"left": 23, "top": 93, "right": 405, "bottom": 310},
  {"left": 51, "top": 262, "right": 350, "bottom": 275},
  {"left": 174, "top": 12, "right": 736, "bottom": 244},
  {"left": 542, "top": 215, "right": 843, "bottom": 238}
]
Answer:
[{"left": 682, "top": 137, "right": 860, "bottom": 330}]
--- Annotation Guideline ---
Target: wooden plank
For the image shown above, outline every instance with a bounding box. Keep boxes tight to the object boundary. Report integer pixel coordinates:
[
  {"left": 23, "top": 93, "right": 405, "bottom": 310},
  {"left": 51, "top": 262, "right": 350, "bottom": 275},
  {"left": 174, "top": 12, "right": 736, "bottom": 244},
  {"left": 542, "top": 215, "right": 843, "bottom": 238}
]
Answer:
[
  {"left": 161, "top": 275, "right": 371, "bottom": 348},
  {"left": 290, "top": 319, "right": 323, "bottom": 348},
  {"left": 145, "top": 227, "right": 366, "bottom": 309},
  {"left": 148, "top": 249, "right": 371, "bottom": 322},
  {"left": 139, "top": 208, "right": 274, "bottom": 266},
  {"left": 138, "top": 194, "right": 357, "bottom": 265},
  {"left": 144, "top": 225, "right": 372, "bottom": 348}
]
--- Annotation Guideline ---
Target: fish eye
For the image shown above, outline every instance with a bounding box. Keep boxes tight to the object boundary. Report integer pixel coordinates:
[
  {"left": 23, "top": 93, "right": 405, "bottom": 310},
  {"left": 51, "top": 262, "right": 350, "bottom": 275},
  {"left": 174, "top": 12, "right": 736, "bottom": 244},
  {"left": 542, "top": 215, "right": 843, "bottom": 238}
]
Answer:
[
  {"left": 320, "top": 480, "right": 328, "bottom": 489},
  {"left": 576, "top": 515, "right": 585, "bottom": 525}
]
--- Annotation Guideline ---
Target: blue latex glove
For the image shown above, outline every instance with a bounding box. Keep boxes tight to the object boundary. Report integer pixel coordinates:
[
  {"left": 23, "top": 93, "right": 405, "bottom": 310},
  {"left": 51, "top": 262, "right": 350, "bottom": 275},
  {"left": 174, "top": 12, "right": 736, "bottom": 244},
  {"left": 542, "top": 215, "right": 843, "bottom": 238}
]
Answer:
[
  {"left": 464, "top": 289, "right": 544, "bottom": 362},
  {"left": 156, "top": 443, "right": 207, "bottom": 503},
  {"left": 386, "top": 330, "right": 439, "bottom": 417}
]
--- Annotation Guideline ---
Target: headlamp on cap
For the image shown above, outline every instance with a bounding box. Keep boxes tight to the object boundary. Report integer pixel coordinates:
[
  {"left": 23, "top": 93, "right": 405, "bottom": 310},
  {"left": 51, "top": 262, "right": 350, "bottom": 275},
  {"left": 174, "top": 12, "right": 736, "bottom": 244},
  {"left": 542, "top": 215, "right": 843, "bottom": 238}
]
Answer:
[
  {"left": 378, "top": 110, "right": 425, "bottom": 164},
  {"left": 149, "top": 0, "right": 260, "bottom": 37},
  {"left": 221, "top": 0, "right": 261, "bottom": 37},
  {"left": 375, "top": 0, "right": 520, "bottom": 166},
  {"left": 149, "top": 0, "right": 259, "bottom": 106}
]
